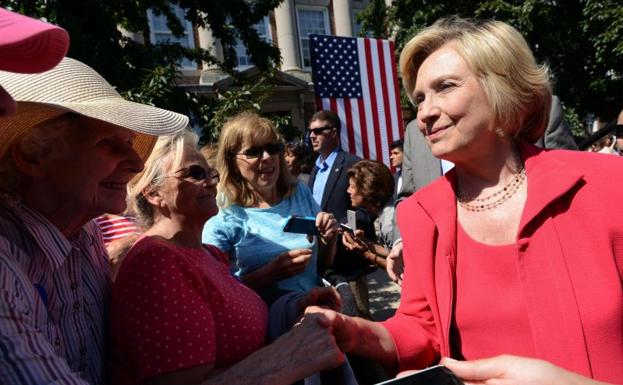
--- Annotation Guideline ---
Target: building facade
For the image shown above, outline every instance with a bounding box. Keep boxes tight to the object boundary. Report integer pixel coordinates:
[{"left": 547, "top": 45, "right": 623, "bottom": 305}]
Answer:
[{"left": 142, "top": 0, "right": 378, "bottom": 133}]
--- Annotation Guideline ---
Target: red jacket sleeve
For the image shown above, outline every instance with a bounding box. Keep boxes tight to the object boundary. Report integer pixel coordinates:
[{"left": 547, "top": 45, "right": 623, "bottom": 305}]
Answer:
[{"left": 381, "top": 196, "right": 442, "bottom": 371}]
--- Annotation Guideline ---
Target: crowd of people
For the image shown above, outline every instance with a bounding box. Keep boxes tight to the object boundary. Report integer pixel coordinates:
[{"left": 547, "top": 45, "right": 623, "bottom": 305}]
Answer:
[{"left": 0, "top": 6, "right": 621, "bottom": 385}]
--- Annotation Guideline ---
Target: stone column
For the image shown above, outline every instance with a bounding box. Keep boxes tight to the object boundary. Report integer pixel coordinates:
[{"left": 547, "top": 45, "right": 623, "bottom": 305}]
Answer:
[
  {"left": 197, "top": 26, "right": 221, "bottom": 70},
  {"left": 333, "top": 0, "right": 353, "bottom": 37},
  {"left": 274, "top": 0, "right": 301, "bottom": 71}
]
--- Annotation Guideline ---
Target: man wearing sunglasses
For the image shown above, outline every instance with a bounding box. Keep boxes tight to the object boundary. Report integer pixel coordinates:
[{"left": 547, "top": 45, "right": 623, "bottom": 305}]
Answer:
[
  {"left": 307, "top": 112, "right": 369, "bottom": 297},
  {"left": 308, "top": 110, "right": 361, "bottom": 230}
]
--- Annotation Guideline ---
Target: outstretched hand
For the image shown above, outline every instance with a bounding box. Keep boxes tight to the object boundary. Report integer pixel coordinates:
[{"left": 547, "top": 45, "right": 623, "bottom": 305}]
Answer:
[
  {"left": 386, "top": 241, "right": 404, "bottom": 285},
  {"left": 440, "top": 355, "right": 611, "bottom": 385},
  {"left": 268, "top": 248, "right": 312, "bottom": 280},
  {"left": 304, "top": 305, "right": 359, "bottom": 353}
]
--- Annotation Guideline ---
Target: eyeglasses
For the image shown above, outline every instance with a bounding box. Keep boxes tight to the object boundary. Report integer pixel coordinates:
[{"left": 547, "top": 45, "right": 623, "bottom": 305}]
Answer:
[
  {"left": 169, "top": 165, "right": 219, "bottom": 184},
  {"left": 237, "top": 142, "right": 284, "bottom": 159},
  {"left": 307, "top": 125, "right": 333, "bottom": 136}
]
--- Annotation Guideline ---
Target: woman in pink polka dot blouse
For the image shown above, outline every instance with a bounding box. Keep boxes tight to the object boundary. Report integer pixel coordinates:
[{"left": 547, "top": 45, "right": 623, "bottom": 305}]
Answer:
[{"left": 110, "top": 130, "right": 344, "bottom": 385}]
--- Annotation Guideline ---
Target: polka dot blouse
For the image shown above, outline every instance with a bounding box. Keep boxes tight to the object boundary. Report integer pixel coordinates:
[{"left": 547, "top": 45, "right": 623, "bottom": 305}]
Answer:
[{"left": 110, "top": 236, "right": 268, "bottom": 384}]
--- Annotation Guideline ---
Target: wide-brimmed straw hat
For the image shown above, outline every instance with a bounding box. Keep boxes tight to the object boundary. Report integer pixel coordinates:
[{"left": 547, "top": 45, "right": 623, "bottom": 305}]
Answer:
[
  {"left": 0, "top": 7, "right": 69, "bottom": 73},
  {"left": 0, "top": 57, "right": 189, "bottom": 160}
]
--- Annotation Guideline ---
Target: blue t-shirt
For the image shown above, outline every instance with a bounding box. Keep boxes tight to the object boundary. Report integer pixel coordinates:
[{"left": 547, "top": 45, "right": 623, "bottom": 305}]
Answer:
[{"left": 202, "top": 182, "right": 321, "bottom": 293}]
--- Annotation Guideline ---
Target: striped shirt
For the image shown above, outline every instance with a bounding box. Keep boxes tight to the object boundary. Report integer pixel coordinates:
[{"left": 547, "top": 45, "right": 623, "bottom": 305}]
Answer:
[
  {"left": 94, "top": 214, "right": 140, "bottom": 245},
  {"left": 0, "top": 196, "right": 110, "bottom": 385}
]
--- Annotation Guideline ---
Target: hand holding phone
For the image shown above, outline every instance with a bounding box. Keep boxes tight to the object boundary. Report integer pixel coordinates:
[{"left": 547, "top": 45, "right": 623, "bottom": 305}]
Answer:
[
  {"left": 282, "top": 215, "right": 320, "bottom": 235},
  {"left": 339, "top": 223, "right": 355, "bottom": 234},
  {"left": 374, "top": 365, "right": 464, "bottom": 385}
]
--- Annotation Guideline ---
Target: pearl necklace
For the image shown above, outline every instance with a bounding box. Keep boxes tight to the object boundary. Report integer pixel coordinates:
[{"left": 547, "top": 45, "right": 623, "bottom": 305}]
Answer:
[{"left": 456, "top": 167, "right": 526, "bottom": 212}]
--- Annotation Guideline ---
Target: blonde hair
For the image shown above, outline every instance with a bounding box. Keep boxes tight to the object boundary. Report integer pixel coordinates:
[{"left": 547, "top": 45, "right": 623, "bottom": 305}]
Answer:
[
  {"left": 400, "top": 16, "right": 552, "bottom": 143},
  {"left": 126, "top": 129, "right": 198, "bottom": 227},
  {"left": 216, "top": 111, "right": 296, "bottom": 207}
]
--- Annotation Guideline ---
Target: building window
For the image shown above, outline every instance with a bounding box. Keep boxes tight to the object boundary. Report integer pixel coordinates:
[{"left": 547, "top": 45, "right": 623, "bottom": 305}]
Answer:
[
  {"left": 235, "top": 16, "right": 272, "bottom": 69},
  {"left": 147, "top": 5, "right": 196, "bottom": 69},
  {"left": 296, "top": 7, "right": 330, "bottom": 69}
]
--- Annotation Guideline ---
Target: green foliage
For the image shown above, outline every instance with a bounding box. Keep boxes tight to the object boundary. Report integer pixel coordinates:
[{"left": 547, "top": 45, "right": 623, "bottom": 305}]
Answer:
[
  {"left": 562, "top": 104, "right": 587, "bottom": 142},
  {"left": 358, "top": 0, "right": 623, "bottom": 130},
  {"left": 193, "top": 73, "right": 276, "bottom": 144},
  {"left": 0, "top": 0, "right": 284, "bottom": 141},
  {"left": 355, "top": 0, "right": 387, "bottom": 38}
]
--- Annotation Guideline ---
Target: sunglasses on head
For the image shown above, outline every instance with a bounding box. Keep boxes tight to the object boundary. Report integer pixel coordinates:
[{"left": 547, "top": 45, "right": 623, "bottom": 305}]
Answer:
[
  {"left": 237, "top": 142, "right": 284, "bottom": 159},
  {"left": 307, "top": 125, "right": 333, "bottom": 136},
  {"left": 174, "top": 165, "right": 219, "bottom": 183}
]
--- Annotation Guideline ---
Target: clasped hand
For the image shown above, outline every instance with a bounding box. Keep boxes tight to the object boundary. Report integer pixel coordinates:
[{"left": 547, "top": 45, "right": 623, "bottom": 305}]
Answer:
[{"left": 315, "top": 211, "right": 339, "bottom": 243}]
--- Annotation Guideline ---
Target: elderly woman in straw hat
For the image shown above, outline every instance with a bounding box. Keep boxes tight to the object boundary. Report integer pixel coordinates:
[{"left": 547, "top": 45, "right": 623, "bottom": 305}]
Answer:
[
  {"left": 304, "top": 17, "right": 622, "bottom": 385},
  {"left": 111, "top": 130, "right": 344, "bottom": 385},
  {"left": 0, "top": 57, "right": 187, "bottom": 384}
]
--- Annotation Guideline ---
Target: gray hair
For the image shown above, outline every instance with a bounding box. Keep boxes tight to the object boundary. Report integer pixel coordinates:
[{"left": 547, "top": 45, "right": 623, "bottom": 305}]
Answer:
[
  {"left": 126, "top": 130, "right": 198, "bottom": 228},
  {"left": 0, "top": 113, "right": 77, "bottom": 195}
]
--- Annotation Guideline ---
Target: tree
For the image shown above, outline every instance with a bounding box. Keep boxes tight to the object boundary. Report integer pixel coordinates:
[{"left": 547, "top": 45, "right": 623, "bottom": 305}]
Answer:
[
  {"left": 0, "top": 0, "right": 284, "bottom": 142},
  {"left": 358, "top": 0, "right": 623, "bottom": 139}
]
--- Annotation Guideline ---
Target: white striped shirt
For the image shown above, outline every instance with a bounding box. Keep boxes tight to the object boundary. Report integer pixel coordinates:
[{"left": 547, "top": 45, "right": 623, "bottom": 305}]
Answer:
[
  {"left": 0, "top": 197, "right": 110, "bottom": 385},
  {"left": 94, "top": 214, "right": 139, "bottom": 245}
]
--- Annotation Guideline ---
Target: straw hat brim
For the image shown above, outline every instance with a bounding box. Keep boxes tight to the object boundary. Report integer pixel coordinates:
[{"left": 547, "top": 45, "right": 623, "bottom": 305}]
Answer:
[
  {"left": 0, "top": 57, "right": 190, "bottom": 160},
  {"left": 0, "top": 102, "right": 159, "bottom": 161}
]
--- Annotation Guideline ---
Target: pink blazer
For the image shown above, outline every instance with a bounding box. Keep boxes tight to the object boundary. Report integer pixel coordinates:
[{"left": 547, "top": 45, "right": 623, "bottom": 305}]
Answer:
[{"left": 383, "top": 144, "right": 623, "bottom": 384}]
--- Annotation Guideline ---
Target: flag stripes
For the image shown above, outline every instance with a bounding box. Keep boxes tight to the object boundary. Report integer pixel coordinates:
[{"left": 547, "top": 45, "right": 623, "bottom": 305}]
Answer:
[{"left": 311, "top": 34, "right": 404, "bottom": 166}]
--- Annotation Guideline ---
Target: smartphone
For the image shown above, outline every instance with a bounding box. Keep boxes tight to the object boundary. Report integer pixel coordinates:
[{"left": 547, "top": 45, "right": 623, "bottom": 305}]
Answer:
[
  {"left": 339, "top": 223, "right": 355, "bottom": 234},
  {"left": 347, "top": 209, "right": 357, "bottom": 231},
  {"left": 374, "top": 365, "right": 464, "bottom": 385},
  {"left": 282, "top": 215, "right": 319, "bottom": 235}
]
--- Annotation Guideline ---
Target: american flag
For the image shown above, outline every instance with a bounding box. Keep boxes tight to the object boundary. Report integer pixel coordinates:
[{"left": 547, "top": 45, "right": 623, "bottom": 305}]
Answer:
[{"left": 309, "top": 34, "right": 404, "bottom": 166}]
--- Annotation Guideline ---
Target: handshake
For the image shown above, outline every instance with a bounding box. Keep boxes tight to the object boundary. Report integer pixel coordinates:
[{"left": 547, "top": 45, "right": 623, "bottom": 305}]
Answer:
[{"left": 272, "top": 287, "right": 606, "bottom": 385}]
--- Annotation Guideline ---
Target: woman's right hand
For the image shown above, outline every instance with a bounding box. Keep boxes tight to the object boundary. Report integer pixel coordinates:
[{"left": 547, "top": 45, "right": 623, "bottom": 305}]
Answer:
[
  {"left": 241, "top": 248, "right": 312, "bottom": 290},
  {"left": 342, "top": 229, "right": 368, "bottom": 253},
  {"left": 267, "top": 248, "right": 312, "bottom": 280},
  {"left": 303, "top": 306, "right": 359, "bottom": 352},
  {"left": 440, "top": 355, "right": 614, "bottom": 385}
]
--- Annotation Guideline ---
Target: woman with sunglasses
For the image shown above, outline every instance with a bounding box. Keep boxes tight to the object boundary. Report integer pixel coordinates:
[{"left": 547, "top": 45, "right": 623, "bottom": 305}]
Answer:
[
  {"left": 111, "top": 130, "right": 344, "bottom": 385},
  {"left": 202, "top": 112, "right": 339, "bottom": 304}
]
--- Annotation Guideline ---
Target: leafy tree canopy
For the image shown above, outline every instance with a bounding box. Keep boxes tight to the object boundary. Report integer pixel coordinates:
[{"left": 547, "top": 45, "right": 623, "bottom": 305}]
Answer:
[
  {"left": 0, "top": 0, "right": 284, "bottom": 142},
  {"left": 358, "top": 0, "right": 623, "bottom": 138}
]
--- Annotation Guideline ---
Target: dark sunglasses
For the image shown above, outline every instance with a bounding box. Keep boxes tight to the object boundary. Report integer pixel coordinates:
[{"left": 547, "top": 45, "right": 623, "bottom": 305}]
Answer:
[
  {"left": 615, "top": 124, "right": 623, "bottom": 138},
  {"left": 307, "top": 125, "right": 334, "bottom": 136},
  {"left": 237, "top": 142, "right": 284, "bottom": 159},
  {"left": 173, "top": 165, "right": 219, "bottom": 183}
]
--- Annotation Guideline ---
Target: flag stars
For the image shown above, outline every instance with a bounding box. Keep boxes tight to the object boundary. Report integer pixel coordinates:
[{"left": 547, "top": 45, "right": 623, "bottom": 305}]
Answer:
[{"left": 309, "top": 35, "right": 364, "bottom": 98}]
